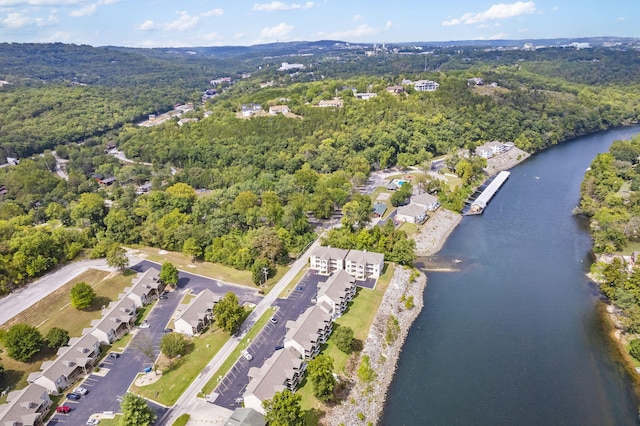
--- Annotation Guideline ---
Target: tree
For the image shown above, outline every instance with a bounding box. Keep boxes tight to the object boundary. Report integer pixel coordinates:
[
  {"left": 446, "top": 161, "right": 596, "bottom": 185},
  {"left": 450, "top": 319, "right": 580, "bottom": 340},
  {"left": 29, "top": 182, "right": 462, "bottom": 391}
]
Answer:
[
  {"left": 213, "top": 292, "right": 245, "bottom": 334},
  {"left": 251, "top": 258, "right": 274, "bottom": 285},
  {"left": 357, "top": 354, "right": 376, "bottom": 383},
  {"left": 630, "top": 339, "right": 640, "bottom": 361},
  {"left": 4, "top": 323, "right": 43, "bottom": 361},
  {"left": 332, "top": 326, "right": 355, "bottom": 354},
  {"left": 262, "top": 389, "right": 304, "bottom": 426},
  {"left": 160, "top": 332, "right": 188, "bottom": 360},
  {"left": 159, "top": 262, "right": 179, "bottom": 287},
  {"left": 182, "top": 237, "right": 202, "bottom": 262},
  {"left": 46, "top": 327, "right": 69, "bottom": 349},
  {"left": 70, "top": 282, "right": 96, "bottom": 310},
  {"left": 133, "top": 334, "right": 159, "bottom": 374},
  {"left": 118, "top": 393, "right": 156, "bottom": 426},
  {"left": 106, "top": 243, "right": 129, "bottom": 271},
  {"left": 307, "top": 354, "right": 336, "bottom": 402}
]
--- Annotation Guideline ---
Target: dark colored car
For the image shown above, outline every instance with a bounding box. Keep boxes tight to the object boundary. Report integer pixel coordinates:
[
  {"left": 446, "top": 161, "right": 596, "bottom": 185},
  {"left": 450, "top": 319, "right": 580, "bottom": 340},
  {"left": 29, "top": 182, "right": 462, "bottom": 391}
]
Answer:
[
  {"left": 269, "top": 317, "right": 278, "bottom": 325},
  {"left": 163, "top": 328, "right": 173, "bottom": 333},
  {"left": 56, "top": 405, "right": 72, "bottom": 413},
  {"left": 109, "top": 352, "right": 120, "bottom": 358},
  {"left": 67, "top": 393, "right": 81, "bottom": 400},
  {"left": 159, "top": 295, "right": 168, "bottom": 300}
]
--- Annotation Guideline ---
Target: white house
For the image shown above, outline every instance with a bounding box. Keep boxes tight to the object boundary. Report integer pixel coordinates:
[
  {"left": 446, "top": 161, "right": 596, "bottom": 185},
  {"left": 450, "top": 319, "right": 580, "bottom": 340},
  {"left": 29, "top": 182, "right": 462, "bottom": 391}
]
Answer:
[
  {"left": 243, "top": 347, "right": 306, "bottom": 414},
  {"left": 317, "top": 99, "right": 343, "bottom": 108},
  {"left": 414, "top": 80, "right": 440, "bottom": 92},
  {"left": 174, "top": 289, "right": 220, "bottom": 336},
  {"left": 268, "top": 105, "right": 289, "bottom": 115},
  {"left": 241, "top": 103, "right": 262, "bottom": 117},
  {"left": 396, "top": 204, "right": 427, "bottom": 224},
  {"left": 412, "top": 193, "right": 440, "bottom": 212},
  {"left": 317, "top": 270, "right": 357, "bottom": 319},
  {"left": 345, "top": 250, "right": 385, "bottom": 280},
  {"left": 354, "top": 92, "right": 377, "bottom": 100},
  {"left": 88, "top": 297, "right": 137, "bottom": 344},
  {"left": 309, "top": 246, "right": 349, "bottom": 275},
  {"left": 0, "top": 383, "right": 51, "bottom": 426},
  {"left": 284, "top": 305, "right": 333, "bottom": 359}
]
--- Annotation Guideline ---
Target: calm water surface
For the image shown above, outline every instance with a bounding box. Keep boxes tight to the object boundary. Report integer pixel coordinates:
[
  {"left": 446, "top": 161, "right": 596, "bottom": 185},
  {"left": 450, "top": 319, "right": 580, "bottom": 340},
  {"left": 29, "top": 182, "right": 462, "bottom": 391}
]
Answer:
[{"left": 382, "top": 127, "right": 640, "bottom": 426}]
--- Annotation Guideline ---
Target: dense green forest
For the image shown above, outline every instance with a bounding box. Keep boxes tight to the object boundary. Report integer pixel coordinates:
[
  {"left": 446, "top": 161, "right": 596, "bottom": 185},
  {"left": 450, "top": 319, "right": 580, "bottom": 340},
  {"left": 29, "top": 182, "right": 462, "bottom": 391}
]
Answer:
[
  {"left": 1, "top": 42, "right": 640, "bottom": 294},
  {"left": 578, "top": 134, "right": 640, "bottom": 334}
]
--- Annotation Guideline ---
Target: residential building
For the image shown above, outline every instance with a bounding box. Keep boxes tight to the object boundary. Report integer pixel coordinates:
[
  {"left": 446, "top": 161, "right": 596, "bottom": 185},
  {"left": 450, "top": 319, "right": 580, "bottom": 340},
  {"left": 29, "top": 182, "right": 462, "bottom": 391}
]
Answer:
[
  {"left": 278, "top": 62, "right": 305, "bottom": 71},
  {"left": 386, "top": 85, "right": 405, "bottom": 94},
  {"left": 475, "top": 140, "right": 509, "bottom": 159},
  {"left": 174, "top": 289, "right": 220, "bottom": 336},
  {"left": 126, "top": 267, "right": 162, "bottom": 307},
  {"left": 395, "top": 204, "right": 427, "bottom": 224},
  {"left": 467, "top": 77, "right": 484, "bottom": 87},
  {"left": 354, "top": 92, "right": 377, "bottom": 100},
  {"left": 88, "top": 297, "right": 137, "bottom": 344},
  {"left": 29, "top": 334, "right": 100, "bottom": 394},
  {"left": 0, "top": 384, "right": 51, "bottom": 426},
  {"left": 412, "top": 193, "right": 440, "bottom": 212},
  {"left": 373, "top": 202, "right": 387, "bottom": 217},
  {"left": 414, "top": 80, "right": 440, "bottom": 92},
  {"left": 224, "top": 407, "right": 266, "bottom": 426},
  {"left": 284, "top": 305, "right": 333, "bottom": 359},
  {"left": 241, "top": 103, "right": 262, "bottom": 117},
  {"left": 135, "top": 182, "right": 153, "bottom": 195},
  {"left": 243, "top": 347, "right": 306, "bottom": 414},
  {"left": 268, "top": 105, "right": 289, "bottom": 115},
  {"left": 345, "top": 250, "right": 385, "bottom": 279},
  {"left": 316, "top": 99, "right": 343, "bottom": 108},
  {"left": 309, "top": 246, "right": 349, "bottom": 275},
  {"left": 317, "top": 270, "right": 357, "bottom": 319}
]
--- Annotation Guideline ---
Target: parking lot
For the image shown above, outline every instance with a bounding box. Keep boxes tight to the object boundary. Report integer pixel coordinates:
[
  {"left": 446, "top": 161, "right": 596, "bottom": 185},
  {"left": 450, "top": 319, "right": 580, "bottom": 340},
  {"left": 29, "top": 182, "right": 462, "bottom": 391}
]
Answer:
[
  {"left": 211, "top": 271, "right": 328, "bottom": 409},
  {"left": 48, "top": 260, "right": 264, "bottom": 425}
]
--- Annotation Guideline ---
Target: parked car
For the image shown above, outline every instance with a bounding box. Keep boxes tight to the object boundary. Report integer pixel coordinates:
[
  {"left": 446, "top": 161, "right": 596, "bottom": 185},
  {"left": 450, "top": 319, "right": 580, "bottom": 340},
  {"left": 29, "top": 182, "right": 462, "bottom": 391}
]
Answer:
[
  {"left": 163, "top": 328, "right": 173, "bottom": 333},
  {"left": 67, "top": 393, "right": 81, "bottom": 400},
  {"left": 139, "top": 321, "right": 150, "bottom": 329},
  {"left": 74, "top": 387, "right": 89, "bottom": 395},
  {"left": 241, "top": 350, "right": 253, "bottom": 361},
  {"left": 56, "top": 405, "right": 72, "bottom": 413},
  {"left": 159, "top": 295, "right": 168, "bottom": 300},
  {"left": 109, "top": 352, "right": 120, "bottom": 359},
  {"left": 269, "top": 316, "right": 278, "bottom": 325},
  {"left": 86, "top": 418, "right": 100, "bottom": 425}
]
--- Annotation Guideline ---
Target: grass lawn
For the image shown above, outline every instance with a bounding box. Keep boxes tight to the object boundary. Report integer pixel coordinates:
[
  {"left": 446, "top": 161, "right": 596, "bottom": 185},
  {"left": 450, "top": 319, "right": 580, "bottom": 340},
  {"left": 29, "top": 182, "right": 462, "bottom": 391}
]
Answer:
[
  {"left": 0, "top": 268, "right": 136, "bottom": 391},
  {"left": 398, "top": 221, "right": 418, "bottom": 236},
  {"left": 130, "top": 327, "right": 231, "bottom": 406},
  {"left": 298, "top": 264, "right": 396, "bottom": 423},
  {"left": 172, "top": 414, "right": 190, "bottom": 426},
  {"left": 128, "top": 245, "right": 255, "bottom": 286},
  {"left": 202, "top": 308, "right": 274, "bottom": 395}
]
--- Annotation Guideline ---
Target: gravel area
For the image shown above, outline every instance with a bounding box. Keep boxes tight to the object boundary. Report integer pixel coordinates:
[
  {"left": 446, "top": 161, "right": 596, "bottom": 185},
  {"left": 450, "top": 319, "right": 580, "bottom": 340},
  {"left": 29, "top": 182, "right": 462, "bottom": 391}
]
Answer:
[
  {"left": 321, "top": 266, "right": 426, "bottom": 426},
  {"left": 412, "top": 208, "right": 462, "bottom": 257},
  {"left": 484, "top": 147, "right": 530, "bottom": 176}
]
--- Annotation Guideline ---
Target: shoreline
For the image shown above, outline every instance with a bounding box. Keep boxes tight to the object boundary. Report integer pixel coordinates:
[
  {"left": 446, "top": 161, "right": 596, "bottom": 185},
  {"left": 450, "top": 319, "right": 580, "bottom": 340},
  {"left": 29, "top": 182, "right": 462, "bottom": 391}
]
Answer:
[{"left": 322, "top": 148, "right": 531, "bottom": 425}]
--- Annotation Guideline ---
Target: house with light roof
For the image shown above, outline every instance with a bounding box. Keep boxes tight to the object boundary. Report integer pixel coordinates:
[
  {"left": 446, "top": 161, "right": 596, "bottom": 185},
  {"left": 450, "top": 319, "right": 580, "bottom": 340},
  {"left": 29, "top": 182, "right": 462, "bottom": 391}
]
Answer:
[
  {"left": 345, "top": 250, "right": 385, "bottom": 280},
  {"left": 284, "top": 305, "right": 333, "bottom": 359},
  {"left": 317, "top": 270, "right": 357, "bottom": 319},
  {"left": 88, "top": 296, "right": 137, "bottom": 344},
  {"left": 0, "top": 383, "right": 51, "bottom": 426},
  {"left": 309, "top": 246, "right": 349, "bottom": 275},
  {"left": 126, "top": 267, "right": 163, "bottom": 307},
  {"left": 174, "top": 289, "right": 221, "bottom": 336}
]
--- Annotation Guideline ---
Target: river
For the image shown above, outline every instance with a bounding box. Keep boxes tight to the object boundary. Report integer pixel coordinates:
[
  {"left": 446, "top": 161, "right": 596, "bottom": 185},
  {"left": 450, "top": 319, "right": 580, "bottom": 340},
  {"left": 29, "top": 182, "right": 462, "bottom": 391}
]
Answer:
[{"left": 382, "top": 126, "right": 640, "bottom": 426}]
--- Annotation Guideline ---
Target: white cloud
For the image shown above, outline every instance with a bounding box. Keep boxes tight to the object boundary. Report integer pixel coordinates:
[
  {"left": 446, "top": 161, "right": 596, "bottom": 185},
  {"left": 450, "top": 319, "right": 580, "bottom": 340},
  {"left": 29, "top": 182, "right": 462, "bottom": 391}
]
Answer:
[
  {"left": 164, "top": 11, "right": 199, "bottom": 31},
  {"left": 136, "top": 19, "right": 156, "bottom": 30},
  {"left": 442, "top": 1, "right": 536, "bottom": 26},
  {"left": 43, "top": 30, "right": 71, "bottom": 41},
  {"left": 474, "top": 32, "right": 508, "bottom": 40},
  {"left": 384, "top": 20, "right": 392, "bottom": 30},
  {"left": 0, "top": 1, "right": 84, "bottom": 5},
  {"left": 69, "top": 2, "right": 95, "bottom": 16},
  {"left": 256, "top": 22, "right": 293, "bottom": 43},
  {"left": 352, "top": 14, "right": 362, "bottom": 22},
  {"left": 253, "top": 1, "right": 313, "bottom": 12},
  {"left": 617, "top": 17, "right": 625, "bottom": 22},
  {"left": 201, "top": 32, "right": 223, "bottom": 42},
  {"left": 202, "top": 8, "right": 223, "bottom": 17},
  {"left": 234, "top": 32, "right": 248, "bottom": 39},
  {"left": 1, "top": 10, "right": 56, "bottom": 27}
]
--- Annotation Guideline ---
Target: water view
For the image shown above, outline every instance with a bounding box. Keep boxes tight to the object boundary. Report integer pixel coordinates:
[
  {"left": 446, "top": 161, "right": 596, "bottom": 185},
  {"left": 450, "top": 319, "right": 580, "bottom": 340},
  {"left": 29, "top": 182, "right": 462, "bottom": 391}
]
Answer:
[{"left": 383, "top": 127, "right": 640, "bottom": 425}]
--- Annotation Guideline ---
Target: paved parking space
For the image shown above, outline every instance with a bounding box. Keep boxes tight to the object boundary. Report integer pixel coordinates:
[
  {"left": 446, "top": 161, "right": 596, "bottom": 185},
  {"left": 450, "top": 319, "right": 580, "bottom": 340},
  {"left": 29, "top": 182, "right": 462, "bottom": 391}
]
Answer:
[{"left": 211, "top": 272, "right": 328, "bottom": 409}]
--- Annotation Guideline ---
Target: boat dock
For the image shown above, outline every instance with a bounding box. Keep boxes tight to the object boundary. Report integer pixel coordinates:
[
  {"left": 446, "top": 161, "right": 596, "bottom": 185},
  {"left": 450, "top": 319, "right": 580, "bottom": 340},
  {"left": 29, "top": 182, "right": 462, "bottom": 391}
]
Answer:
[{"left": 465, "top": 170, "right": 510, "bottom": 215}]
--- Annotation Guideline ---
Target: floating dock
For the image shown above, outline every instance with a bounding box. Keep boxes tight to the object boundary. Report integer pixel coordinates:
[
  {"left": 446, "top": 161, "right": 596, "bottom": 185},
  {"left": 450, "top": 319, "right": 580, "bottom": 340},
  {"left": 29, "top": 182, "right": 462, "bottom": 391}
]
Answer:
[{"left": 466, "top": 170, "right": 510, "bottom": 215}]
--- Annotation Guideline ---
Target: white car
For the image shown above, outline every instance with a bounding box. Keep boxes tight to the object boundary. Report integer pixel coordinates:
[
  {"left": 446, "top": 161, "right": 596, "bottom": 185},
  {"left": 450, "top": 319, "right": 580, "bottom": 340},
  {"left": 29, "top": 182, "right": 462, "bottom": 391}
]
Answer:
[
  {"left": 86, "top": 417, "right": 99, "bottom": 425},
  {"left": 139, "top": 322, "right": 150, "bottom": 329},
  {"left": 74, "top": 387, "right": 89, "bottom": 395},
  {"left": 241, "top": 350, "right": 253, "bottom": 361}
]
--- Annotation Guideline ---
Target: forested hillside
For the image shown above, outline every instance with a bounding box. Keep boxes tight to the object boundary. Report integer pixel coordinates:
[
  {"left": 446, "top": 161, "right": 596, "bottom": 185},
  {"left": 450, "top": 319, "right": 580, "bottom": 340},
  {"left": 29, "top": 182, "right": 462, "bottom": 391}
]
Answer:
[{"left": 1, "top": 42, "right": 639, "bottom": 295}]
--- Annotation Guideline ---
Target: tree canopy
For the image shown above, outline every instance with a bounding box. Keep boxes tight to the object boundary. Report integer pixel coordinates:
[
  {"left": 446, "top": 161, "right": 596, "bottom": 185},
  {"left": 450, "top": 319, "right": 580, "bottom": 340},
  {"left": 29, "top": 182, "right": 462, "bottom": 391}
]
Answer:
[
  {"left": 4, "top": 323, "right": 43, "bottom": 361},
  {"left": 118, "top": 393, "right": 156, "bottom": 426},
  {"left": 213, "top": 292, "right": 245, "bottom": 334},
  {"left": 70, "top": 282, "right": 96, "bottom": 310},
  {"left": 262, "top": 389, "right": 304, "bottom": 426}
]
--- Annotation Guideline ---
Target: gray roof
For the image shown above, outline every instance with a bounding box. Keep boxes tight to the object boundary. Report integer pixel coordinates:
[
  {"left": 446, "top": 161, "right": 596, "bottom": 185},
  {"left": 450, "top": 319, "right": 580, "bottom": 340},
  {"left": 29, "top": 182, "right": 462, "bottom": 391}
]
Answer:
[
  {"left": 244, "top": 347, "right": 303, "bottom": 402},
  {"left": 396, "top": 204, "right": 426, "bottom": 218},
  {"left": 373, "top": 202, "right": 387, "bottom": 216},
  {"left": 0, "top": 384, "right": 49, "bottom": 425},
  {"left": 130, "top": 267, "right": 161, "bottom": 297},
  {"left": 411, "top": 193, "right": 438, "bottom": 206},
  {"left": 284, "top": 305, "right": 332, "bottom": 353},
  {"left": 318, "top": 270, "right": 356, "bottom": 304},
  {"left": 34, "top": 333, "right": 98, "bottom": 385},
  {"left": 224, "top": 408, "right": 266, "bottom": 426},
  {"left": 345, "top": 249, "right": 385, "bottom": 266},
  {"left": 176, "top": 289, "right": 220, "bottom": 327},
  {"left": 93, "top": 297, "right": 136, "bottom": 333},
  {"left": 311, "top": 246, "right": 349, "bottom": 261}
]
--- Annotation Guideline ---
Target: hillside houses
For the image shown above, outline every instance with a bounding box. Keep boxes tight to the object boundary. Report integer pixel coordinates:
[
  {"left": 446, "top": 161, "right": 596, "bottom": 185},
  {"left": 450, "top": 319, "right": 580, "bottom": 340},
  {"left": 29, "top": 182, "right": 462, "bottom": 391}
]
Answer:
[
  {"left": 395, "top": 192, "right": 440, "bottom": 224},
  {"left": 414, "top": 80, "right": 440, "bottom": 92},
  {"left": 475, "top": 141, "right": 514, "bottom": 159},
  {"left": 241, "top": 103, "right": 262, "bottom": 117},
  {"left": 316, "top": 98, "right": 343, "bottom": 108}
]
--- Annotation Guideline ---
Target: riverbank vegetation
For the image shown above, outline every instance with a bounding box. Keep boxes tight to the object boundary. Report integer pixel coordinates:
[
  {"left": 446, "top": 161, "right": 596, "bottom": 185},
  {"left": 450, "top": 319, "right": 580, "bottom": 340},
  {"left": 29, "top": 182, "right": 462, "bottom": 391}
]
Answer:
[{"left": 2, "top": 43, "right": 640, "bottom": 295}]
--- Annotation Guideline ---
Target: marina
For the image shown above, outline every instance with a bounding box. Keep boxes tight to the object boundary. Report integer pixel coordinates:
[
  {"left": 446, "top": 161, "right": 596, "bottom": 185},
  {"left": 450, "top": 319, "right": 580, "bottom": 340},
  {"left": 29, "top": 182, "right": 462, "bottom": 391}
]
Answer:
[{"left": 464, "top": 170, "right": 511, "bottom": 215}]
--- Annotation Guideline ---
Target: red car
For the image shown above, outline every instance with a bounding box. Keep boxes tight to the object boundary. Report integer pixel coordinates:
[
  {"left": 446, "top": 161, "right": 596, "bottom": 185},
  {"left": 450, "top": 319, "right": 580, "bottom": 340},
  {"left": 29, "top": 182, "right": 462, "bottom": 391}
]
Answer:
[{"left": 56, "top": 405, "right": 72, "bottom": 414}]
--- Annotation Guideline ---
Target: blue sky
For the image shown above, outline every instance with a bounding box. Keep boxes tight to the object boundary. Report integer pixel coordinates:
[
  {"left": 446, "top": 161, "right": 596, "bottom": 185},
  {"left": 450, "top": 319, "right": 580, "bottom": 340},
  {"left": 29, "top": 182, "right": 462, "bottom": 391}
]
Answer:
[{"left": 0, "top": 1, "right": 637, "bottom": 48}]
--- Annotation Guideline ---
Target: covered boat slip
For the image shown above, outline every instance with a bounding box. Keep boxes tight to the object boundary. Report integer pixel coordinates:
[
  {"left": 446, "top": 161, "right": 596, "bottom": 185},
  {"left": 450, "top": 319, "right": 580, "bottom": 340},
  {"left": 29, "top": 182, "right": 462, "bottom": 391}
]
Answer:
[{"left": 466, "top": 171, "right": 510, "bottom": 215}]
